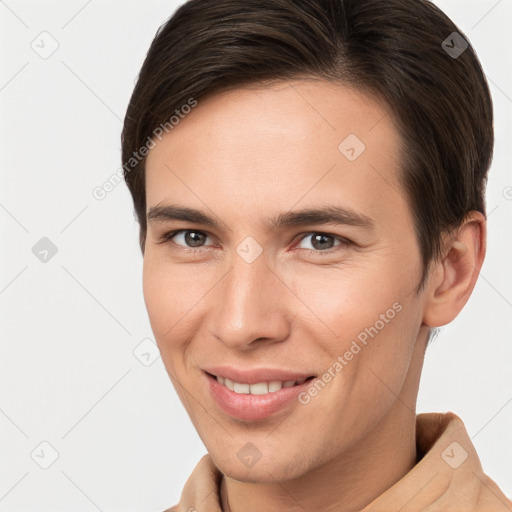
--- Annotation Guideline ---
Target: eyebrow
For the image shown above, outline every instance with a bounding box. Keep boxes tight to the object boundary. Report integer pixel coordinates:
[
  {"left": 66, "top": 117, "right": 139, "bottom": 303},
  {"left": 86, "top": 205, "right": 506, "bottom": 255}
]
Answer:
[{"left": 146, "top": 204, "right": 375, "bottom": 231}]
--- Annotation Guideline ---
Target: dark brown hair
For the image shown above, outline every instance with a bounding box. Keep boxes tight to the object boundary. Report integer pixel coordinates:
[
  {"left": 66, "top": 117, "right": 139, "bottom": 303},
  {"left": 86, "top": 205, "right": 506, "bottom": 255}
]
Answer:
[{"left": 122, "top": 0, "right": 493, "bottom": 293}]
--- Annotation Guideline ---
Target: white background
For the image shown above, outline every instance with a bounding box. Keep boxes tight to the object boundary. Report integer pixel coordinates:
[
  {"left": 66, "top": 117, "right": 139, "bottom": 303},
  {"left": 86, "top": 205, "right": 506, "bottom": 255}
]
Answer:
[{"left": 1, "top": 1, "right": 511, "bottom": 510}]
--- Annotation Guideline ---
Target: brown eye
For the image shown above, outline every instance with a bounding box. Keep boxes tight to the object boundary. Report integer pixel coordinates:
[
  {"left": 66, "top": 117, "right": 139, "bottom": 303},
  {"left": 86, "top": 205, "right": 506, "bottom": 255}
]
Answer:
[
  {"left": 297, "top": 232, "right": 348, "bottom": 252},
  {"left": 310, "top": 234, "right": 335, "bottom": 250},
  {"left": 163, "top": 230, "right": 212, "bottom": 248},
  {"left": 183, "top": 231, "right": 207, "bottom": 247}
]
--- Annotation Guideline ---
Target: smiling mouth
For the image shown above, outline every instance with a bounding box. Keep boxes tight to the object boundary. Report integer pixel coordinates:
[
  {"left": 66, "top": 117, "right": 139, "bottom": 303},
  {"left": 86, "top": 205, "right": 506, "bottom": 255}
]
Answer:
[{"left": 206, "top": 372, "right": 316, "bottom": 395}]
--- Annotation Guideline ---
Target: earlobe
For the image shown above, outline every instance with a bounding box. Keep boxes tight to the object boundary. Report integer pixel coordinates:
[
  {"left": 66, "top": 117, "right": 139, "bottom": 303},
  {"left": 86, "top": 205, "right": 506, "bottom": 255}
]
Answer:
[{"left": 422, "top": 212, "right": 486, "bottom": 328}]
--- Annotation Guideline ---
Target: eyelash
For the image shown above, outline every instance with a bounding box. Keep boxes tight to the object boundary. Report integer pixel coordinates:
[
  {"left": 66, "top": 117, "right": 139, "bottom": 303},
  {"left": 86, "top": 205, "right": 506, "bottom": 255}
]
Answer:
[{"left": 157, "top": 229, "right": 351, "bottom": 256}]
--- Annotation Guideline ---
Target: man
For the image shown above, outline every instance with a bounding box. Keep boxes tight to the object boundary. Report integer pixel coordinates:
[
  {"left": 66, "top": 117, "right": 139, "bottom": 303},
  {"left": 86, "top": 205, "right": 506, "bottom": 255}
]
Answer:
[{"left": 121, "top": 0, "right": 512, "bottom": 510}]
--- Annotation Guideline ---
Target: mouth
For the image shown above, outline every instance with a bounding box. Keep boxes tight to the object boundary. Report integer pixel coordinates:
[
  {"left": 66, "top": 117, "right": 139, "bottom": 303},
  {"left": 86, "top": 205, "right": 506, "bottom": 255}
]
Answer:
[
  {"left": 204, "top": 370, "right": 317, "bottom": 422},
  {"left": 206, "top": 371, "right": 316, "bottom": 395}
]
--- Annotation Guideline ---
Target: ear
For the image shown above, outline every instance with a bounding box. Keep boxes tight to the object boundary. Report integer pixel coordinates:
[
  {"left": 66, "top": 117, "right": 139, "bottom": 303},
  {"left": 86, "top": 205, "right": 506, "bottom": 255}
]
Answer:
[{"left": 422, "top": 211, "right": 486, "bottom": 328}]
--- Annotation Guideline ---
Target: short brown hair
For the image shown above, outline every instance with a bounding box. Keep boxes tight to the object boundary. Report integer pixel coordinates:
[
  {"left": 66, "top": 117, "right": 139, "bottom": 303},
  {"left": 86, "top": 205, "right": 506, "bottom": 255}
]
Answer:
[{"left": 121, "top": 0, "right": 493, "bottom": 292}]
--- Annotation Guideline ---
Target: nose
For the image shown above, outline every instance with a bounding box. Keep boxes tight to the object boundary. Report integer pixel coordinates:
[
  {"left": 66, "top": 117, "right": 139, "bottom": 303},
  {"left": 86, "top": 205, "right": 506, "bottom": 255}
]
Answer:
[{"left": 210, "top": 248, "right": 291, "bottom": 351}]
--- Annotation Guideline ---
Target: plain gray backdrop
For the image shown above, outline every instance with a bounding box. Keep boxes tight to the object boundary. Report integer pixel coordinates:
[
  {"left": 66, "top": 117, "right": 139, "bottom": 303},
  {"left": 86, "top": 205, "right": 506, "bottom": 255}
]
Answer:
[{"left": 1, "top": 1, "right": 511, "bottom": 510}]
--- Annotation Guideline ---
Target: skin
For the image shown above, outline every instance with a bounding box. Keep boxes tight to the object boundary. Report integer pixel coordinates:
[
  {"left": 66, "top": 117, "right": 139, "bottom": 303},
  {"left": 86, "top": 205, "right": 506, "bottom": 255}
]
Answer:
[{"left": 143, "top": 79, "right": 485, "bottom": 512}]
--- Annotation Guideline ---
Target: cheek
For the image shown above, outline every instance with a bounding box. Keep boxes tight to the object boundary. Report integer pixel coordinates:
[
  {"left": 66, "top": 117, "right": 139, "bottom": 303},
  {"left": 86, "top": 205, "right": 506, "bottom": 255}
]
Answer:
[
  {"left": 286, "top": 259, "right": 419, "bottom": 385},
  {"left": 142, "top": 256, "right": 194, "bottom": 387},
  {"left": 282, "top": 259, "right": 402, "bottom": 337},
  {"left": 142, "top": 256, "right": 169, "bottom": 338},
  {"left": 142, "top": 253, "right": 196, "bottom": 342}
]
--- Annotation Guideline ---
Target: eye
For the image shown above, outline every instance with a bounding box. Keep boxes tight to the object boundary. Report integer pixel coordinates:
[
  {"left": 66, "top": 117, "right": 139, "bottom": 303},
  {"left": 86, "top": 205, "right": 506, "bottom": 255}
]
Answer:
[
  {"left": 159, "top": 229, "right": 214, "bottom": 248},
  {"left": 158, "top": 229, "right": 351, "bottom": 255},
  {"left": 296, "top": 232, "right": 350, "bottom": 253}
]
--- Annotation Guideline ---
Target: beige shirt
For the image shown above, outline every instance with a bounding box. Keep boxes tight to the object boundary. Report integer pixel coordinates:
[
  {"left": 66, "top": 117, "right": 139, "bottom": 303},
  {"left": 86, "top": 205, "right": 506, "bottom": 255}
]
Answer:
[{"left": 165, "top": 412, "right": 511, "bottom": 511}]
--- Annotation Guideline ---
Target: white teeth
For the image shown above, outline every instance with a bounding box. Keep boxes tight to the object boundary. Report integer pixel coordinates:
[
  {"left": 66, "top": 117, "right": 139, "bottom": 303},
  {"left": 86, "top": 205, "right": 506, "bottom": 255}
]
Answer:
[
  {"left": 268, "top": 381, "right": 283, "bottom": 392},
  {"left": 250, "top": 382, "right": 269, "bottom": 395},
  {"left": 216, "top": 375, "right": 309, "bottom": 394},
  {"left": 233, "top": 382, "right": 250, "bottom": 394}
]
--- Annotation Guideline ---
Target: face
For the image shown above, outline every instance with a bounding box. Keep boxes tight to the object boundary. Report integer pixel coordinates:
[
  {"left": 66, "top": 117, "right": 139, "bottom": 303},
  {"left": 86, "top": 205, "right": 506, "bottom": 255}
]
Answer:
[{"left": 143, "top": 80, "right": 430, "bottom": 481}]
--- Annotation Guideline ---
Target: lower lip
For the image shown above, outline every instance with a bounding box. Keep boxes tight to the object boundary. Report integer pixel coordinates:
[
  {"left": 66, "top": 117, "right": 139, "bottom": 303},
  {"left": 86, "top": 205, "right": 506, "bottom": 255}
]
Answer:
[{"left": 205, "top": 372, "right": 315, "bottom": 422}]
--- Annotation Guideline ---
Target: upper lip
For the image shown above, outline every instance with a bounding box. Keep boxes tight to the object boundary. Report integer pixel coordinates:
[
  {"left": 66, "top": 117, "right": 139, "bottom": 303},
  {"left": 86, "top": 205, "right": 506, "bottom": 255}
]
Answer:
[{"left": 204, "top": 366, "right": 315, "bottom": 384}]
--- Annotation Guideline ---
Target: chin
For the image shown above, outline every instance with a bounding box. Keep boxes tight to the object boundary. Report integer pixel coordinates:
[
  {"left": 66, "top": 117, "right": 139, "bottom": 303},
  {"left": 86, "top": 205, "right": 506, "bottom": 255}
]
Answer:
[{"left": 207, "top": 442, "right": 315, "bottom": 483}]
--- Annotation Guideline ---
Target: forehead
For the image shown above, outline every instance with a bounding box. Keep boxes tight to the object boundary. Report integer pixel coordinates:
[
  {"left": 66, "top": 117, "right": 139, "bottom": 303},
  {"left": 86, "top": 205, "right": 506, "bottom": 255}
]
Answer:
[{"left": 144, "top": 80, "right": 406, "bottom": 230}]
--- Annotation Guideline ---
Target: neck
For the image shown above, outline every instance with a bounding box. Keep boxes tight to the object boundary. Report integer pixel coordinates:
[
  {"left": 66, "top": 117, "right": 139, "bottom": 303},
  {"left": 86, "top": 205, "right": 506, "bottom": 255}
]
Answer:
[
  {"left": 220, "top": 332, "right": 428, "bottom": 512},
  {"left": 221, "top": 401, "right": 417, "bottom": 512}
]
